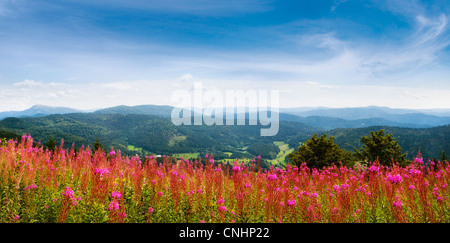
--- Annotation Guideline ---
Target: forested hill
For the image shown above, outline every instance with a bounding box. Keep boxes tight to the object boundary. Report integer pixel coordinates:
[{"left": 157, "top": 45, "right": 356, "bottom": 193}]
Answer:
[
  {"left": 326, "top": 125, "right": 450, "bottom": 161},
  {"left": 0, "top": 113, "right": 319, "bottom": 159}
]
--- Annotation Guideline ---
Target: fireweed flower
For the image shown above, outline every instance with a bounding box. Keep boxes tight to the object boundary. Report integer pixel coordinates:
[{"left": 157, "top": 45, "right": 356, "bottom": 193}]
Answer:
[
  {"left": 287, "top": 200, "right": 297, "bottom": 207},
  {"left": 340, "top": 184, "right": 349, "bottom": 190},
  {"left": 219, "top": 206, "right": 227, "bottom": 212},
  {"left": 94, "top": 168, "right": 110, "bottom": 177},
  {"left": 387, "top": 174, "right": 403, "bottom": 184},
  {"left": 393, "top": 200, "right": 403, "bottom": 209},
  {"left": 414, "top": 157, "right": 424, "bottom": 164},
  {"left": 267, "top": 174, "right": 277, "bottom": 181},
  {"left": 62, "top": 187, "right": 74, "bottom": 199},
  {"left": 148, "top": 207, "right": 154, "bottom": 213},
  {"left": 108, "top": 201, "right": 119, "bottom": 211},
  {"left": 112, "top": 191, "right": 122, "bottom": 199},
  {"left": 216, "top": 197, "right": 225, "bottom": 205},
  {"left": 369, "top": 165, "right": 380, "bottom": 173},
  {"left": 232, "top": 166, "right": 241, "bottom": 172}
]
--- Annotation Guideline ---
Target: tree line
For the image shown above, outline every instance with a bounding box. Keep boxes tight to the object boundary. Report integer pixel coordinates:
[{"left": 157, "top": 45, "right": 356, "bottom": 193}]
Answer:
[{"left": 287, "top": 129, "right": 448, "bottom": 169}]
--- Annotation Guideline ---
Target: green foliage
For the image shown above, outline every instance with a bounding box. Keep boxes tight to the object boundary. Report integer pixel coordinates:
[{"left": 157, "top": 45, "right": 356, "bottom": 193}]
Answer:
[
  {"left": 46, "top": 135, "right": 56, "bottom": 152},
  {"left": 354, "top": 129, "right": 408, "bottom": 167},
  {"left": 287, "top": 133, "right": 354, "bottom": 169},
  {"left": 93, "top": 137, "right": 103, "bottom": 152},
  {"left": 441, "top": 151, "right": 448, "bottom": 162},
  {"left": 329, "top": 125, "right": 450, "bottom": 162},
  {"left": 0, "top": 129, "right": 19, "bottom": 142},
  {"left": 247, "top": 142, "right": 280, "bottom": 159}
]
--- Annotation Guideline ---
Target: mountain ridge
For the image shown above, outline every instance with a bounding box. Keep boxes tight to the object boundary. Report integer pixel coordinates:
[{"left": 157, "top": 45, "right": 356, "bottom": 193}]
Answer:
[{"left": 1, "top": 104, "right": 450, "bottom": 130}]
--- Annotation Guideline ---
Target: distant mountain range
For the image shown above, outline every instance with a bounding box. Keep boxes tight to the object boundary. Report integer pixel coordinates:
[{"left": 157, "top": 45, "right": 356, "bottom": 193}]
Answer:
[
  {"left": 280, "top": 106, "right": 450, "bottom": 128},
  {"left": 2, "top": 104, "right": 450, "bottom": 130},
  {"left": 0, "top": 105, "right": 82, "bottom": 120}
]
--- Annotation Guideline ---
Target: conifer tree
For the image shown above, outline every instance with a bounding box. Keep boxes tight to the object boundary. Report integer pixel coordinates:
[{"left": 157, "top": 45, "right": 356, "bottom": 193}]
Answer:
[
  {"left": 93, "top": 137, "right": 103, "bottom": 152},
  {"left": 354, "top": 129, "right": 408, "bottom": 167},
  {"left": 287, "top": 133, "right": 354, "bottom": 169},
  {"left": 46, "top": 135, "right": 56, "bottom": 153}
]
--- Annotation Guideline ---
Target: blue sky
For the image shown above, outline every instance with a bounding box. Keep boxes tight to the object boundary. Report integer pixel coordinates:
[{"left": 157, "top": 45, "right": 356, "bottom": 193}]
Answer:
[{"left": 0, "top": 0, "right": 449, "bottom": 111}]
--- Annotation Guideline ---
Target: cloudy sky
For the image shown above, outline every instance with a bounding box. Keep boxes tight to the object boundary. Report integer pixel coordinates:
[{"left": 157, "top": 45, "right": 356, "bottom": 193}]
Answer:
[{"left": 0, "top": 0, "right": 449, "bottom": 111}]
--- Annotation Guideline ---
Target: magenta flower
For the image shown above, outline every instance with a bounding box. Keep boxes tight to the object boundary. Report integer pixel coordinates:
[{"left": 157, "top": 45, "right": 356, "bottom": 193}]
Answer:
[
  {"left": 148, "top": 207, "right": 154, "bottom": 213},
  {"left": 287, "top": 200, "right": 297, "bottom": 207},
  {"left": 94, "top": 168, "right": 110, "bottom": 177},
  {"left": 108, "top": 201, "right": 120, "bottom": 211},
  {"left": 111, "top": 191, "right": 122, "bottom": 199},
  {"left": 216, "top": 197, "right": 225, "bottom": 205},
  {"left": 62, "top": 187, "right": 74, "bottom": 199},
  {"left": 393, "top": 200, "right": 403, "bottom": 209},
  {"left": 388, "top": 174, "right": 403, "bottom": 184},
  {"left": 267, "top": 174, "right": 277, "bottom": 181},
  {"left": 219, "top": 205, "right": 227, "bottom": 212}
]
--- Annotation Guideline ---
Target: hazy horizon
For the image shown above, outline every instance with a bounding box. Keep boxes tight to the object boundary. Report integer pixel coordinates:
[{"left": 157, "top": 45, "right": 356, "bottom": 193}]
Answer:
[
  {"left": 2, "top": 103, "right": 450, "bottom": 113},
  {"left": 1, "top": 0, "right": 449, "bottom": 111}
]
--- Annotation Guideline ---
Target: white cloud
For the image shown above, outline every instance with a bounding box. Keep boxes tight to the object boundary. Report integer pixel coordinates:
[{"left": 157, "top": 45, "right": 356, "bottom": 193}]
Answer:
[{"left": 101, "top": 82, "right": 132, "bottom": 91}]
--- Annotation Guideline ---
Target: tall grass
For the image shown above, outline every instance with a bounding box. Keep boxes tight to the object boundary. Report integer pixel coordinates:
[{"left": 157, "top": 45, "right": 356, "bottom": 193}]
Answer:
[{"left": 0, "top": 134, "right": 448, "bottom": 223}]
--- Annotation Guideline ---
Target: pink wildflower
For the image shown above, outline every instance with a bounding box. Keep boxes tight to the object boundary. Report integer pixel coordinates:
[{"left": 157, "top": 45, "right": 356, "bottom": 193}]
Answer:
[
  {"left": 393, "top": 200, "right": 403, "bottom": 209},
  {"left": 108, "top": 201, "right": 120, "bottom": 211},
  {"left": 216, "top": 197, "right": 225, "bottom": 205},
  {"left": 62, "top": 187, "right": 74, "bottom": 199},
  {"left": 287, "top": 200, "right": 297, "bottom": 207},
  {"left": 111, "top": 191, "right": 122, "bottom": 199},
  {"left": 219, "top": 205, "right": 227, "bottom": 212}
]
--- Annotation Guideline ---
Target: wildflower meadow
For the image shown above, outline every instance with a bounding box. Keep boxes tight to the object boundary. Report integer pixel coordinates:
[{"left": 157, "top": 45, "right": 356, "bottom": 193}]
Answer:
[{"left": 1, "top": 134, "right": 449, "bottom": 223}]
